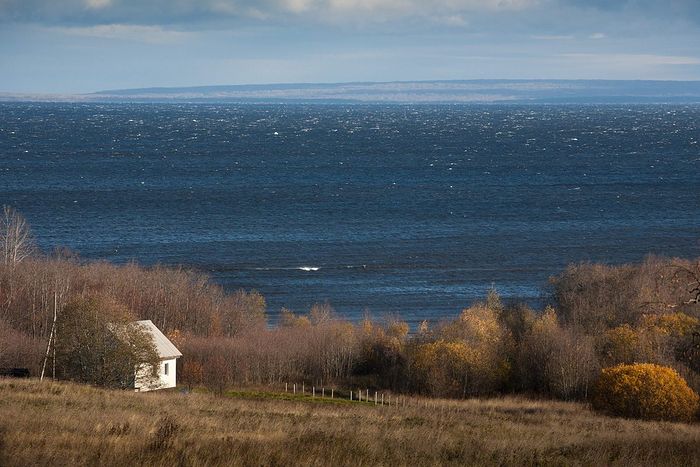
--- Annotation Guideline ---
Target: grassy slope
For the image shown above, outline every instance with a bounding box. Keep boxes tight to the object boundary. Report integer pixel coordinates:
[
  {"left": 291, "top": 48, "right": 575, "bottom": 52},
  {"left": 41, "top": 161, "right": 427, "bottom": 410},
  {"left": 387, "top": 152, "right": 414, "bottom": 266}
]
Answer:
[{"left": 1, "top": 379, "right": 700, "bottom": 466}]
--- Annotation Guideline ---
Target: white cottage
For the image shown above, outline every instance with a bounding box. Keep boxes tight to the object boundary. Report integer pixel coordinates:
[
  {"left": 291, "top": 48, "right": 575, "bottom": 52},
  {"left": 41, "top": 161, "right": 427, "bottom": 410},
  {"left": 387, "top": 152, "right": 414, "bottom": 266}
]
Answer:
[{"left": 133, "top": 320, "right": 182, "bottom": 392}]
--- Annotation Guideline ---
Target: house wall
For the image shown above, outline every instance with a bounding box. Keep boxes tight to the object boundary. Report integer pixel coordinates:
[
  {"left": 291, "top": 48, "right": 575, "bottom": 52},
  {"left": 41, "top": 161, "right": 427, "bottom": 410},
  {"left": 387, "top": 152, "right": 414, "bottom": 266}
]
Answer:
[
  {"left": 159, "top": 358, "right": 177, "bottom": 389},
  {"left": 134, "top": 358, "right": 178, "bottom": 392}
]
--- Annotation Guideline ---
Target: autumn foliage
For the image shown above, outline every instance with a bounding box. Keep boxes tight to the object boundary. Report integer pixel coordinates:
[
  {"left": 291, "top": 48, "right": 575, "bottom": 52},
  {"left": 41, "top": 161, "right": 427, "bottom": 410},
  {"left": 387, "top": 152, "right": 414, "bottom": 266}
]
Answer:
[
  {"left": 593, "top": 363, "right": 700, "bottom": 422},
  {"left": 412, "top": 302, "right": 512, "bottom": 397},
  {"left": 2, "top": 208, "right": 700, "bottom": 424}
]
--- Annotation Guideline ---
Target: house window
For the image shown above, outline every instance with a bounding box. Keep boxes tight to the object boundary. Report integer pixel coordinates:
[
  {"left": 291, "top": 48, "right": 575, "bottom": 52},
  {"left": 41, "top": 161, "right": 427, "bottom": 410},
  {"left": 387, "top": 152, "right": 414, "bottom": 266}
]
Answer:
[{"left": 164, "top": 362, "right": 169, "bottom": 376}]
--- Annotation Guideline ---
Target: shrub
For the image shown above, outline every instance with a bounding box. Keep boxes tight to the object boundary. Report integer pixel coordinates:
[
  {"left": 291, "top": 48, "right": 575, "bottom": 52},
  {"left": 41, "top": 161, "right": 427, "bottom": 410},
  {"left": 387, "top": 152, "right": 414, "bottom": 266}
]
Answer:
[
  {"left": 0, "top": 321, "right": 43, "bottom": 374},
  {"left": 593, "top": 363, "right": 699, "bottom": 422}
]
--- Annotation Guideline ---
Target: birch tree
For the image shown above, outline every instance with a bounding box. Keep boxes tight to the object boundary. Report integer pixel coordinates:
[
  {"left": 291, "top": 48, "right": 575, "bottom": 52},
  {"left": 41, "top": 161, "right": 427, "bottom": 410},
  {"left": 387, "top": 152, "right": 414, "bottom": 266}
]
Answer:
[{"left": 1, "top": 206, "right": 35, "bottom": 266}]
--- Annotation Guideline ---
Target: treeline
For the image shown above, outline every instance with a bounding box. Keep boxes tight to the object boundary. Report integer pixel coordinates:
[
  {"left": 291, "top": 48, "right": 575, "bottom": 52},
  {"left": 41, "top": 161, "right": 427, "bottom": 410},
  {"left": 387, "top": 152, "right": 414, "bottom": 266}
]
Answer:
[
  {"left": 1, "top": 206, "right": 699, "bottom": 404},
  {"left": 0, "top": 256, "right": 267, "bottom": 377},
  {"left": 177, "top": 256, "right": 700, "bottom": 401},
  {"left": 0, "top": 257, "right": 266, "bottom": 341}
]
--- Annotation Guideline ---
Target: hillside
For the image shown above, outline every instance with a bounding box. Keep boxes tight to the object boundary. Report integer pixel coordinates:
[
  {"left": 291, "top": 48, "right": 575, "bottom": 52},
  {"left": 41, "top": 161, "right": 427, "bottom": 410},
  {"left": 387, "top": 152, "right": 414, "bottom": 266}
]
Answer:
[{"left": 1, "top": 379, "right": 699, "bottom": 466}]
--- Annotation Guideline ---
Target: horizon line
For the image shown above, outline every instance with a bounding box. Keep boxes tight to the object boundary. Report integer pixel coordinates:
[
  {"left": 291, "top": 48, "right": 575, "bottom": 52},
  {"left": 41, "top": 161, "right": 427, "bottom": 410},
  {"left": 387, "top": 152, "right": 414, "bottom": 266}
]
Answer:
[{"left": 1, "top": 77, "right": 700, "bottom": 97}]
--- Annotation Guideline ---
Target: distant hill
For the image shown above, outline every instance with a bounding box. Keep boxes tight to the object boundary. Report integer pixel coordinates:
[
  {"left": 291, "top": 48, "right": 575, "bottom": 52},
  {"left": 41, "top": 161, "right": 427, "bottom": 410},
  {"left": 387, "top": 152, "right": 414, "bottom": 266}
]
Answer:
[
  {"left": 88, "top": 80, "right": 700, "bottom": 103},
  {"left": 4, "top": 80, "right": 700, "bottom": 103}
]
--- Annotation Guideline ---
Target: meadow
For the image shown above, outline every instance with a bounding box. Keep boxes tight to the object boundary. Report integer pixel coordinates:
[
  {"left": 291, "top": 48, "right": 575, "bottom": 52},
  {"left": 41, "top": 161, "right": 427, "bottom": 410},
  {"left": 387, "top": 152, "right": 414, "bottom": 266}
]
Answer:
[{"left": 2, "top": 378, "right": 700, "bottom": 466}]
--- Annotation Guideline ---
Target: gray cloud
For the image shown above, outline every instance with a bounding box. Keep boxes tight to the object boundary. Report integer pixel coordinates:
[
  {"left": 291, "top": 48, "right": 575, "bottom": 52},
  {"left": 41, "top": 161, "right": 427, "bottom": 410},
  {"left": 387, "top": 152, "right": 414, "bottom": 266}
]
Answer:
[
  {"left": 559, "top": 0, "right": 700, "bottom": 22},
  {"left": 0, "top": 0, "right": 541, "bottom": 26},
  {"left": 2, "top": 1, "right": 697, "bottom": 47}
]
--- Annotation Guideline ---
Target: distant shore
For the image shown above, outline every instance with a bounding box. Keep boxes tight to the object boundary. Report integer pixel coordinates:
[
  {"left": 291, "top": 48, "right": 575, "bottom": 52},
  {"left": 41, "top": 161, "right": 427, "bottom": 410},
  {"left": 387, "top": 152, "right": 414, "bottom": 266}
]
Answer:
[{"left": 4, "top": 79, "right": 700, "bottom": 104}]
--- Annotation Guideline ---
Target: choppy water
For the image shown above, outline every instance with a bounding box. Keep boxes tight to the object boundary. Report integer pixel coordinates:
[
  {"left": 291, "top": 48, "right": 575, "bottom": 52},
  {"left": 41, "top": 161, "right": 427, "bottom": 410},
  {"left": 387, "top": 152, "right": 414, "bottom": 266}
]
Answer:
[{"left": 1, "top": 103, "right": 699, "bottom": 325}]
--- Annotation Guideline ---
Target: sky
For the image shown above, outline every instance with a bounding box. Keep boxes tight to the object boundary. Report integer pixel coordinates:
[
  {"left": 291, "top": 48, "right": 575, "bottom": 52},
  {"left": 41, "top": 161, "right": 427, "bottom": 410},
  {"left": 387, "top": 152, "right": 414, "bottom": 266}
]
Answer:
[{"left": 1, "top": 0, "right": 699, "bottom": 93}]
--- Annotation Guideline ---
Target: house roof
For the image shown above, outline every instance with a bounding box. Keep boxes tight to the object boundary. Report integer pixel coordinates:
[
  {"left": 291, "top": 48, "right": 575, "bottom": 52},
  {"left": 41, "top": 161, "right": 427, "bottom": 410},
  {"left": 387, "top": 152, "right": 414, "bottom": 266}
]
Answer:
[{"left": 136, "top": 320, "right": 183, "bottom": 360}]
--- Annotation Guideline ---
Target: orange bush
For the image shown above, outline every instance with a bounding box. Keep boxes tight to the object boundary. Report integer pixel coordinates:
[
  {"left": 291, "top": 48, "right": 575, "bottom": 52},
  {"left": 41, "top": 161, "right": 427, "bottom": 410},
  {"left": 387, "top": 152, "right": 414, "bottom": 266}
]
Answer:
[{"left": 593, "top": 363, "right": 699, "bottom": 422}]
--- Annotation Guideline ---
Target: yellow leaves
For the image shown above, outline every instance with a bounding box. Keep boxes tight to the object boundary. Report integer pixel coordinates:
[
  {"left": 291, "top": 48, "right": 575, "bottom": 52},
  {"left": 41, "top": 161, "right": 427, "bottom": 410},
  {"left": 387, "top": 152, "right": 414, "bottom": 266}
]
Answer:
[
  {"left": 593, "top": 363, "right": 700, "bottom": 422},
  {"left": 536, "top": 306, "right": 559, "bottom": 330},
  {"left": 412, "top": 336, "right": 508, "bottom": 397},
  {"left": 387, "top": 320, "right": 409, "bottom": 340},
  {"left": 640, "top": 312, "right": 699, "bottom": 338},
  {"left": 602, "top": 325, "right": 639, "bottom": 366},
  {"left": 332, "top": 322, "right": 355, "bottom": 342},
  {"left": 415, "top": 301, "right": 515, "bottom": 397},
  {"left": 361, "top": 318, "right": 375, "bottom": 337},
  {"left": 598, "top": 312, "right": 699, "bottom": 367},
  {"left": 412, "top": 340, "right": 475, "bottom": 397},
  {"left": 279, "top": 308, "right": 311, "bottom": 328},
  {"left": 448, "top": 304, "right": 504, "bottom": 344}
]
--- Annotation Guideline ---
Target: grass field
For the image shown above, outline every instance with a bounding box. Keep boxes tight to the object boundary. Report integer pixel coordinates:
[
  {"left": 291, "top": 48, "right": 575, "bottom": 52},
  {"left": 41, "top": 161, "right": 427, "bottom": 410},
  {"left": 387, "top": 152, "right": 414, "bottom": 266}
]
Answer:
[{"left": 1, "top": 379, "right": 700, "bottom": 466}]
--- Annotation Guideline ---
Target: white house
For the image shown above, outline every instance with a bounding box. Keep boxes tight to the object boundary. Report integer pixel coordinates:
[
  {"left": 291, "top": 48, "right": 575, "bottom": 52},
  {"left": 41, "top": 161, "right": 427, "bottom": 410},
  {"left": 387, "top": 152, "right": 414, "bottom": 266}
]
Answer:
[{"left": 133, "top": 320, "right": 182, "bottom": 392}]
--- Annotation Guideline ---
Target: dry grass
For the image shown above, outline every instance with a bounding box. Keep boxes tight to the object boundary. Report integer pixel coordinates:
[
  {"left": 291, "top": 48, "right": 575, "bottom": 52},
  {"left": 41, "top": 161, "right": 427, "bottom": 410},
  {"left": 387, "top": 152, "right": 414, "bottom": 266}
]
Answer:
[{"left": 1, "top": 379, "right": 700, "bottom": 466}]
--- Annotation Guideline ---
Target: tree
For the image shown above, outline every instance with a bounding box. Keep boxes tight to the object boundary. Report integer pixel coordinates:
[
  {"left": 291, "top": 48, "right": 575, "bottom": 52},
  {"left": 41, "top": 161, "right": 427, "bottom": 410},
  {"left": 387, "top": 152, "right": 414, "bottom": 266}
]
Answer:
[
  {"left": 0, "top": 206, "right": 35, "bottom": 266},
  {"left": 600, "top": 325, "right": 640, "bottom": 366},
  {"left": 439, "top": 304, "right": 514, "bottom": 394},
  {"left": 412, "top": 340, "right": 475, "bottom": 397},
  {"left": 56, "top": 295, "right": 160, "bottom": 389},
  {"left": 519, "top": 307, "right": 599, "bottom": 399},
  {"left": 309, "top": 302, "right": 333, "bottom": 325},
  {"left": 279, "top": 308, "right": 311, "bottom": 328},
  {"left": 671, "top": 260, "right": 700, "bottom": 306},
  {"left": 181, "top": 359, "right": 205, "bottom": 390}
]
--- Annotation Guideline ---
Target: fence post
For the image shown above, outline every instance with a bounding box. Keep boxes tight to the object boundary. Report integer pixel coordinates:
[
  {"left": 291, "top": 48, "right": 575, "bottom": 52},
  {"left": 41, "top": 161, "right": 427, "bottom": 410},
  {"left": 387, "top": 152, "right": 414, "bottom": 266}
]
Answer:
[
  {"left": 381, "top": 394, "right": 384, "bottom": 406},
  {"left": 302, "top": 383, "right": 305, "bottom": 394},
  {"left": 322, "top": 387, "right": 325, "bottom": 398},
  {"left": 285, "top": 382, "right": 288, "bottom": 393},
  {"left": 293, "top": 383, "right": 296, "bottom": 395},
  {"left": 374, "top": 392, "right": 377, "bottom": 405},
  {"left": 331, "top": 388, "right": 334, "bottom": 399},
  {"left": 366, "top": 389, "right": 369, "bottom": 401},
  {"left": 313, "top": 386, "right": 315, "bottom": 398},
  {"left": 350, "top": 390, "right": 353, "bottom": 401}
]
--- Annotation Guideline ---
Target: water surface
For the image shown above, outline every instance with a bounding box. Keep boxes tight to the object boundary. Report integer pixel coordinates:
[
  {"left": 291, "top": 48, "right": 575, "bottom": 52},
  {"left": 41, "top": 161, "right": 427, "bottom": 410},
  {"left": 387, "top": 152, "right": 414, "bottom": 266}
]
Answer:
[{"left": 1, "top": 103, "right": 698, "bottom": 325}]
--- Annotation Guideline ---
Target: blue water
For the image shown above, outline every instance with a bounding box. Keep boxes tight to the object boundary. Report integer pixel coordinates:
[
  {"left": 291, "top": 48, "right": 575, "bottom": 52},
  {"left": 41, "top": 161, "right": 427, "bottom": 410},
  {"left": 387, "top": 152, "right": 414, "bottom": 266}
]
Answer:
[{"left": 1, "top": 103, "right": 699, "bottom": 325}]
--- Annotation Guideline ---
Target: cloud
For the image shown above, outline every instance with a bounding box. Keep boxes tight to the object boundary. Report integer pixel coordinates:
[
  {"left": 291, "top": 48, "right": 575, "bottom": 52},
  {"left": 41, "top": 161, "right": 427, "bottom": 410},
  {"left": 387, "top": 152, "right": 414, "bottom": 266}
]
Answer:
[
  {"left": 84, "top": 0, "right": 112, "bottom": 9},
  {"left": 531, "top": 34, "right": 574, "bottom": 40},
  {"left": 0, "top": 0, "right": 541, "bottom": 26},
  {"left": 437, "top": 15, "right": 469, "bottom": 28},
  {"left": 588, "top": 32, "right": 605, "bottom": 39},
  {"left": 561, "top": 53, "right": 700, "bottom": 67},
  {"left": 2, "top": 0, "right": 698, "bottom": 39},
  {"left": 53, "top": 24, "right": 191, "bottom": 43},
  {"left": 558, "top": 0, "right": 700, "bottom": 24}
]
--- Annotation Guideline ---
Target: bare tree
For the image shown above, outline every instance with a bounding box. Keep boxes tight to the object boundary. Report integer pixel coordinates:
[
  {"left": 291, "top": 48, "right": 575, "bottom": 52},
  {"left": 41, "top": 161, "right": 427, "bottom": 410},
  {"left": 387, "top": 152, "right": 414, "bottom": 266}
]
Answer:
[
  {"left": 1, "top": 206, "right": 35, "bottom": 266},
  {"left": 672, "top": 260, "right": 700, "bottom": 305}
]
